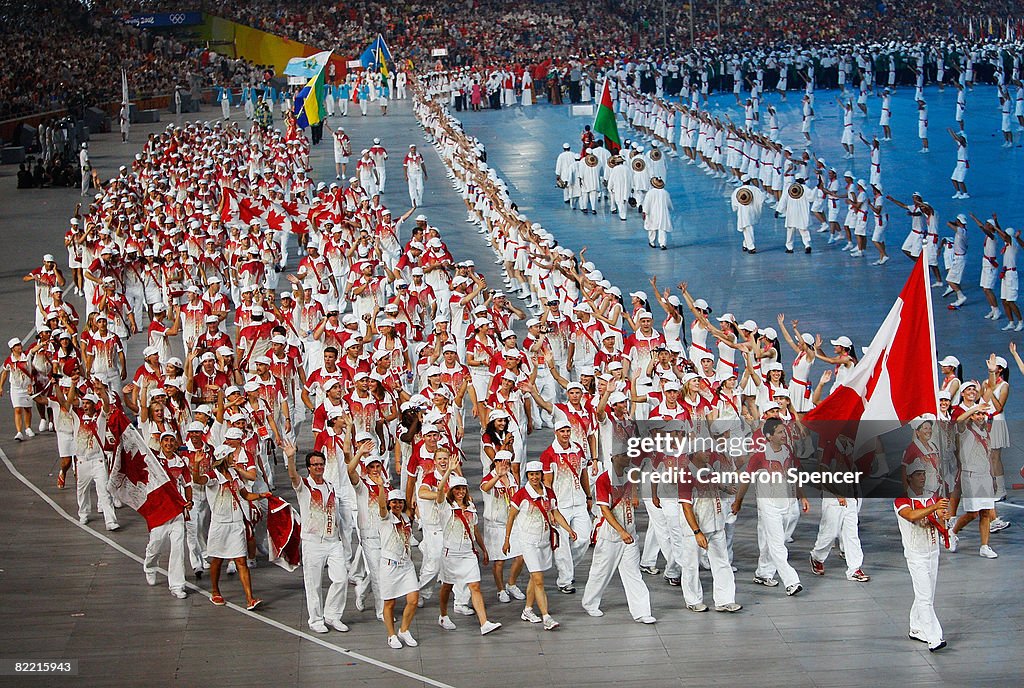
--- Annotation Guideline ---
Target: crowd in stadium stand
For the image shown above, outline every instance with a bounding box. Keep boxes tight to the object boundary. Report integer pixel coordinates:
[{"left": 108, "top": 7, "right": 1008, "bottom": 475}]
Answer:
[{"left": 1, "top": 0, "right": 1021, "bottom": 120}]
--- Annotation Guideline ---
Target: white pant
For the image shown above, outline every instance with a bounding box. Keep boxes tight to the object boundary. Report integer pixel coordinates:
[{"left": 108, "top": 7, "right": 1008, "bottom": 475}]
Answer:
[
  {"left": 640, "top": 498, "right": 682, "bottom": 578},
  {"left": 810, "top": 497, "right": 864, "bottom": 577},
  {"left": 185, "top": 492, "right": 209, "bottom": 570},
  {"left": 754, "top": 504, "right": 800, "bottom": 587},
  {"left": 785, "top": 226, "right": 811, "bottom": 250},
  {"left": 77, "top": 458, "right": 117, "bottom": 527},
  {"left": 417, "top": 525, "right": 443, "bottom": 599},
  {"left": 408, "top": 174, "right": 424, "bottom": 206},
  {"left": 581, "top": 190, "right": 599, "bottom": 212},
  {"left": 302, "top": 538, "right": 349, "bottom": 627},
  {"left": 740, "top": 225, "right": 756, "bottom": 250},
  {"left": 531, "top": 370, "right": 556, "bottom": 427},
  {"left": 553, "top": 503, "right": 592, "bottom": 588},
  {"left": 646, "top": 228, "right": 668, "bottom": 248},
  {"left": 354, "top": 532, "right": 384, "bottom": 617},
  {"left": 581, "top": 537, "right": 651, "bottom": 619},
  {"left": 144, "top": 514, "right": 186, "bottom": 592},
  {"left": 678, "top": 527, "right": 735, "bottom": 607},
  {"left": 905, "top": 548, "right": 943, "bottom": 646},
  {"left": 221, "top": 99, "right": 230, "bottom": 119}
]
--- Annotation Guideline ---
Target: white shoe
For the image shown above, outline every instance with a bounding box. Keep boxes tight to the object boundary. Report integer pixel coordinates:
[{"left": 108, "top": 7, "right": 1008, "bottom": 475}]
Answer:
[
  {"left": 438, "top": 615, "right": 457, "bottom": 630},
  {"left": 953, "top": 295, "right": 966, "bottom": 307},
  {"left": 24, "top": 428, "right": 35, "bottom": 438},
  {"left": 146, "top": 572, "right": 157, "bottom": 586},
  {"left": 387, "top": 635, "right": 402, "bottom": 649},
  {"left": 1016, "top": 322, "right": 1023, "bottom": 332},
  {"left": 309, "top": 621, "right": 329, "bottom": 634},
  {"left": 585, "top": 608, "right": 604, "bottom": 617},
  {"left": 930, "top": 280, "right": 944, "bottom": 288},
  {"left": 397, "top": 630, "right": 418, "bottom": 647},
  {"left": 171, "top": 589, "right": 187, "bottom": 599},
  {"left": 1002, "top": 322, "right": 1016, "bottom": 331},
  {"left": 453, "top": 603, "right": 474, "bottom": 616},
  {"left": 78, "top": 515, "right": 88, "bottom": 525},
  {"left": 979, "top": 545, "right": 998, "bottom": 559},
  {"left": 38, "top": 420, "right": 47, "bottom": 433},
  {"left": 542, "top": 615, "right": 560, "bottom": 630},
  {"left": 959, "top": 193, "right": 970, "bottom": 199},
  {"left": 505, "top": 584, "right": 526, "bottom": 600},
  {"left": 521, "top": 608, "right": 542, "bottom": 623},
  {"left": 992, "top": 310, "right": 1003, "bottom": 321},
  {"left": 952, "top": 193, "right": 962, "bottom": 199},
  {"left": 14, "top": 432, "right": 23, "bottom": 441},
  {"left": 106, "top": 523, "right": 119, "bottom": 531},
  {"left": 497, "top": 589, "right": 511, "bottom": 603},
  {"left": 636, "top": 615, "right": 657, "bottom": 624},
  {"left": 941, "top": 287, "right": 954, "bottom": 297},
  {"left": 227, "top": 561, "right": 237, "bottom": 574},
  {"left": 841, "top": 242, "right": 853, "bottom": 251},
  {"left": 480, "top": 620, "right": 502, "bottom": 635},
  {"left": 947, "top": 533, "right": 959, "bottom": 552},
  {"left": 989, "top": 517, "right": 1011, "bottom": 532}
]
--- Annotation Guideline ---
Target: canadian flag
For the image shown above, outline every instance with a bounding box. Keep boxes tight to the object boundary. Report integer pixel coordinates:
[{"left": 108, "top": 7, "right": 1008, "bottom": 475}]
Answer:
[
  {"left": 107, "top": 425, "right": 187, "bottom": 530},
  {"left": 266, "top": 496, "right": 302, "bottom": 571},
  {"left": 803, "top": 255, "right": 939, "bottom": 456},
  {"left": 219, "top": 186, "right": 262, "bottom": 226}
]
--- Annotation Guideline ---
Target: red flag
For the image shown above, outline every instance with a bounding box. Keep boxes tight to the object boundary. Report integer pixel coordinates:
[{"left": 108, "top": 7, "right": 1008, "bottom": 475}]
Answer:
[
  {"left": 107, "top": 425, "right": 187, "bottom": 530},
  {"left": 266, "top": 495, "right": 302, "bottom": 571},
  {"left": 220, "top": 186, "right": 261, "bottom": 225},
  {"left": 803, "top": 255, "right": 939, "bottom": 456}
]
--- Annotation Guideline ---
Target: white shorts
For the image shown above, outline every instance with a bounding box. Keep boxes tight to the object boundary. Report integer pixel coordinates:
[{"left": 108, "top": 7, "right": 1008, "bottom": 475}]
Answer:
[
  {"left": 951, "top": 163, "right": 967, "bottom": 183},
  {"left": 9, "top": 387, "right": 32, "bottom": 408},
  {"left": 901, "top": 232, "right": 923, "bottom": 256},
  {"left": 946, "top": 255, "right": 966, "bottom": 284},
  {"left": 334, "top": 150, "right": 349, "bottom": 164},
  {"left": 981, "top": 264, "right": 999, "bottom": 290},
  {"left": 440, "top": 549, "right": 481, "bottom": 584},
  {"left": 1000, "top": 271, "right": 1018, "bottom": 302},
  {"left": 379, "top": 556, "right": 419, "bottom": 600},
  {"left": 854, "top": 221, "right": 868, "bottom": 238},
  {"left": 511, "top": 534, "right": 552, "bottom": 573},
  {"left": 207, "top": 520, "right": 247, "bottom": 559},
  {"left": 918, "top": 124, "right": 928, "bottom": 139},
  {"left": 960, "top": 469, "right": 995, "bottom": 512},
  {"left": 871, "top": 224, "right": 886, "bottom": 243}
]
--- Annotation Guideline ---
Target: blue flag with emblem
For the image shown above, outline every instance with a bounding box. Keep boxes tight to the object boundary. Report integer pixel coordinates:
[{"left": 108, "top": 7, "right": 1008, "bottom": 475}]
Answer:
[
  {"left": 359, "top": 35, "right": 392, "bottom": 77},
  {"left": 284, "top": 50, "right": 333, "bottom": 79}
]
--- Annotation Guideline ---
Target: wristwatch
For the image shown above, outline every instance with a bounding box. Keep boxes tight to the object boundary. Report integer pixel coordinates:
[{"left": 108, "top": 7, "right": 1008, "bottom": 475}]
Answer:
[{"left": 693, "top": 528, "right": 702, "bottom": 535}]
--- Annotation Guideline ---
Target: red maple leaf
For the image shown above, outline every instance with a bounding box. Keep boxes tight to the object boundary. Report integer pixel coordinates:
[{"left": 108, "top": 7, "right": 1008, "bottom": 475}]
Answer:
[{"left": 121, "top": 448, "right": 150, "bottom": 486}]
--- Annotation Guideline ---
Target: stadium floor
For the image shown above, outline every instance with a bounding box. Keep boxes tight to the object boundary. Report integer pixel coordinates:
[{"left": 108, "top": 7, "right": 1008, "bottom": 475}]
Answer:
[{"left": 0, "top": 97, "right": 1021, "bottom": 688}]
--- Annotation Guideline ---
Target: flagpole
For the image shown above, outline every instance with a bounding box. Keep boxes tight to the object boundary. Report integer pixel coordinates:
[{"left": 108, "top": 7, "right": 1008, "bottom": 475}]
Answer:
[{"left": 918, "top": 252, "right": 940, "bottom": 412}]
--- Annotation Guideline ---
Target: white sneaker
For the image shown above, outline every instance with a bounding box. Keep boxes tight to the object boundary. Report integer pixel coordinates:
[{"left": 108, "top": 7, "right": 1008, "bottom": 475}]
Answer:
[
  {"left": 78, "top": 515, "right": 88, "bottom": 525},
  {"left": 941, "top": 287, "right": 955, "bottom": 297},
  {"left": 636, "top": 615, "right": 657, "bottom": 624},
  {"left": 24, "top": 428, "right": 35, "bottom": 438},
  {"left": 960, "top": 193, "right": 970, "bottom": 199},
  {"left": 989, "top": 517, "right": 1011, "bottom": 532},
  {"left": 521, "top": 608, "right": 542, "bottom": 623},
  {"left": 14, "top": 432, "right": 23, "bottom": 441},
  {"left": 979, "top": 545, "right": 998, "bottom": 559},
  {"left": 497, "top": 589, "right": 511, "bottom": 603},
  {"left": 506, "top": 584, "right": 526, "bottom": 600},
  {"left": 328, "top": 619, "right": 349, "bottom": 632},
  {"left": 397, "top": 630, "right": 418, "bottom": 647},
  {"left": 1002, "top": 321, "right": 1016, "bottom": 331},
  {"left": 146, "top": 572, "right": 157, "bottom": 585},
  {"left": 309, "top": 621, "right": 329, "bottom": 633},
  {"left": 480, "top": 620, "right": 502, "bottom": 635},
  {"left": 585, "top": 608, "right": 604, "bottom": 617},
  {"left": 992, "top": 310, "right": 1003, "bottom": 321},
  {"left": 453, "top": 603, "right": 474, "bottom": 616},
  {"left": 879, "top": 256, "right": 891, "bottom": 264},
  {"left": 438, "top": 615, "right": 457, "bottom": 630},
  {"left": 930, "top": 280, "right": 944, "bottom": 288},
  {"left": 947, "top": 533, "right": 959, "bottom": 552},
  {"left": 542, "top": 614, "right": 560, "bottom": 630},
  {"left": 38, "top": 420, "right": 47, "bottom": 433},
  {"left": 387, "top": 635, "right": 402, "bottom": 649},
  {"left": 171, "top": 589, "right": 187, "bottom": 599},
  {"left": 953, "top": 295, "right": 967, "bottom": 307}
]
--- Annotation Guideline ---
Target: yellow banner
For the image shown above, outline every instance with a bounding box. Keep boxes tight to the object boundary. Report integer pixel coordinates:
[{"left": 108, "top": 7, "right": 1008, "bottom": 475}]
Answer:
[{"left": 199, "top": 15, "right": 348, "bottom": 76}]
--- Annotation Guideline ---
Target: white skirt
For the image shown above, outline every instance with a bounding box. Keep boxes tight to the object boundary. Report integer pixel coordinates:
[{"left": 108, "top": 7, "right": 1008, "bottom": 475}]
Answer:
[
  {"left": 960, "top": 469, "right": 995, "bottom": 512},
  {"left": 440, "top": 548, "right": 480, "bottom": 584},
  {"left": 207, "top": 520, "right": 247, "bottom": 559},
  {"left": 484, "top": 519, "right": 516, "bottom": 561},
  {"left": 9, "top": 386, "right": 32, "bottom": 409},
  {"left": 989, "top": 417, "right": 1009, "bottom": 449},
  {"left": 379, "top": 556, "right": 419, "bottom": 600},
  {"left": 511, "top": 533, "right": 552, "bottom": 572}
]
